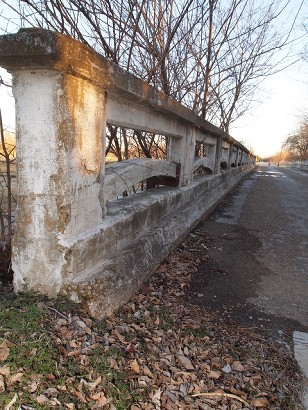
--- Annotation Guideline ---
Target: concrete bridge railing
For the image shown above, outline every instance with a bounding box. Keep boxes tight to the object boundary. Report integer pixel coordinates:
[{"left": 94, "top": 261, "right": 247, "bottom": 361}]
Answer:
[
  {"left": 0, "top": 28, "right": 255, "bottom": 317},
  {"left": 291, "top": 160, "right": 308, "bottom": 171}
]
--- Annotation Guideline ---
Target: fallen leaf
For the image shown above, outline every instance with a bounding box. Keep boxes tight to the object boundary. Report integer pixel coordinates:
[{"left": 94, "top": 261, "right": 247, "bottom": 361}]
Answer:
[
  {"left": 176, "top": 351, "right": 194, "bottom": 370},
  {"left": 30, "top": 348, "right": 38, "bottom": 356},
  {"left": 161, "top": 393, "right": 177, "bottom": 409},
  {"left": 232, "top": 361, "right": 244, "bottom": 372},
  {"left": 0, "top": 375, "right": 5, "bottom": 392},
  {"left": 88, "top": 375, "right": 102, "bottom": 390},
  {"left": 130, "top": 359, "right": 140, "bottom": 373},
  {"left": 67, "top": 349, "right": 81, "bottom": 357},
  {"left": 49, "top": 398, "right": 62, "bottom": 406},
  {"left": 36, "top": 394, "right": 50, "bottom": 404},
  {"left": 199, "top": 363, "right": 211, "bottom": 372},
  {"left": 152, "top": 388, "right": 162, "bottom": 405},
  {"left": 250, "top": 374, "right": 262, "bottom": 386},
  {"left": 8, "top": 372, "right": 23, "bottom": 384},
  {"left": 91, "top": 391, "right": 108, "bottom": 405},
  {"left": 222, "top": 364, "right": 232, "bottom": 373},
  {"left": 138, "top": 375, "right": 151, "bottom": 386},
  {"left": 126, "top": 343, "right": 136, "bottom": 354},
  {"left": 0, "top": 365, "right": 10, "bottom": 376},
  {"left": 208, "top": 370, "right": 222, "bottom": 379},
  {"left": 143, "top": 365, "right": 154, "bottom": 378},
  {"left": 47, "top": 373, "right": 56, "bottom": 380},
  {"left": 0, "top": 341, "right": 10, "bottom": 362},
  {"left": 71, "top": 388, "right": 86, "bottom": 402},
  {"left": 251, "top": 397, "right": 269, "bottom": 407},
  {"left": 114, "top": 329, "right": 126, "bottom": 343},
  {"left": 27, "top": 381, "right": 39, "bottom": 393},
  {"left": 105, "top": 319, "right": 113, "bottom": 330},
  {"left": 211, "top": 357, "right": 221, "bottom": 369},
  {"left": 109, "top": 358, "right": 118, "bottom": 369}
]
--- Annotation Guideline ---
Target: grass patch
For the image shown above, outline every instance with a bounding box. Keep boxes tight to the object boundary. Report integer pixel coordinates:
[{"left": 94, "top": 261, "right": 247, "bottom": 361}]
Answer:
[
  {"left": 184, "top": 326, "right": 209, "bottom": 338},
  {"left": 0, "top": 293, "right": 59, "bottom": 375},
  {"left": 0, "top": 291, "right": 147, "bottom": 408},
  {"left": 159, "top": 310, "right": 175, "bottom": 331},
  {"left": 89, "top": 345, "right": 144, "bottom": 408}
]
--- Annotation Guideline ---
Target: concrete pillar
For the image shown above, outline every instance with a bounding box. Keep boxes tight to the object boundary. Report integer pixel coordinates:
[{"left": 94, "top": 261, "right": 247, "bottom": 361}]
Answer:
[
  {"left": 227, "top": 143, "right": 233, "bottom": 169},
  {"left": 0, "top": 31, "right": 106, "bottom": 295},
  {"left": 214, "top": 136, "right": 222, "bottom": 173},
  {"left": 243, "top": 152, "right": 247, "bottom": 165},
  {"left": 234, "top": 146, "right": 239, "bottom": 167},
  {"left": 167, "top": 127, "right": 195, "bottom": 186},
  {"left": 206, "top": 144, "right": 216, "bottom": 169},
  {"left": 239, "top": 149, "right": 244, "bottom": 166}
]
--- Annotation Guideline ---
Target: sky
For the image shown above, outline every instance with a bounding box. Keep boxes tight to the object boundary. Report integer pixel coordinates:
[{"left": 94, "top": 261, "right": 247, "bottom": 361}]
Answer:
[
  {"left": 0, "top": 0, "right": 307, "bottom": 158},
  {"left": 230, "top": 61, "right": 308, "bottom": 158},
  {"left": 229, "top": 0, "right": 308, "bottom": 158}
]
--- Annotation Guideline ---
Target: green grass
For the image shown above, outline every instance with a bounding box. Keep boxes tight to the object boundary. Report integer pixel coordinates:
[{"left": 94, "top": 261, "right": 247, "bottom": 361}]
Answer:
[
  {"left": 183, "top": 326, "right": 209, "bottom": 338},
  {"left": 159, "top": 310, "right": 175, "bottom": 331},
  {"left": 0, "top": 291, "right": 147, "bottom": 408},
  {"left": 89, "top": 345, "right": 137, "bottom": 408},
  {"left": 0, "top": 293, "right": 59, "bottom": 375}
]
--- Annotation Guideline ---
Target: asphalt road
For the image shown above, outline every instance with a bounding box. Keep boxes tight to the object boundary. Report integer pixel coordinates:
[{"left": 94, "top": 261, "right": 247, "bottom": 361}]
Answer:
[{"left": 189, "top": 165, "right": 308, "bottom": 341}]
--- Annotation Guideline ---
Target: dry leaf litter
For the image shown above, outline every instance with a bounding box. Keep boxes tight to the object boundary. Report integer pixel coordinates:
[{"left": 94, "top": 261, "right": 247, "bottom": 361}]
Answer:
[{"left": 0, "top": 230, "right": 304, "bottom": 409}]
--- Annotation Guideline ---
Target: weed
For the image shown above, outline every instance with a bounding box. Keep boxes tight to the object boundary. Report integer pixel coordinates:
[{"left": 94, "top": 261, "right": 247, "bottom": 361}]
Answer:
[
  {"left": 90, "top": 345, "right": 124, "bottom": 372},
  {"left": 89, "top": 345, "right": 145, "bottom": 407},
  {"left": 184, "top": 327, "right": 209, "bottom": 338},
  {"left": 159, "top": 310, "right": 175, "bottom": 331}
]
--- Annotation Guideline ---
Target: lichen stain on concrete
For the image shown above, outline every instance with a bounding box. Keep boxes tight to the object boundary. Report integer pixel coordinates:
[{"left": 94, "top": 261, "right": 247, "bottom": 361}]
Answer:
[
  {"left": 15, "top": 195, "right": 32, "bottom": 228},
  {"left": 56, "top": 201, "right": 71, "bottom": 234},
  {"left": 64, "top": 75, "right": 103, "bottom": 175},
  {"left": 65, "top": 275, "right": 123, "bottom": 319}
]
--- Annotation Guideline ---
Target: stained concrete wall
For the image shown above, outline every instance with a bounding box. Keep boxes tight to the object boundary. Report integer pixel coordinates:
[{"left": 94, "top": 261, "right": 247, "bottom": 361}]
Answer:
[
  {"left": 64, "top": 166, "right": 253, "bottom": 317},
  {"left": 0, "top": 29, "right": 255, "bottom": 317}
]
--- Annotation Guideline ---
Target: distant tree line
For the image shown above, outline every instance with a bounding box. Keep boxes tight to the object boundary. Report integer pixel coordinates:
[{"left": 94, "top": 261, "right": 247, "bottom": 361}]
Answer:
[{"left": 283, "top": 114, "right": 308, "bottom": 160}]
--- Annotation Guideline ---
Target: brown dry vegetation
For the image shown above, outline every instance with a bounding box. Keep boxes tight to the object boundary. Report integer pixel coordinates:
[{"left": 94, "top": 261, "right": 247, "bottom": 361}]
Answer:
[{"left": 0, "top": 229, "right": 304, "bottom": 409}]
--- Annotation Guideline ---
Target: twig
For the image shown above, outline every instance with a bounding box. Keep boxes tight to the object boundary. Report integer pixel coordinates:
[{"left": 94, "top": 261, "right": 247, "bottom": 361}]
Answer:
[
  {"left": 4, "top": 392, "right": 17, "bottom": 410},
  {"left": 45, "top": 304, "right": 69, "bottom": 320},
  {"left": 192, "top": 392, "right": 250, "bottom": 406}
]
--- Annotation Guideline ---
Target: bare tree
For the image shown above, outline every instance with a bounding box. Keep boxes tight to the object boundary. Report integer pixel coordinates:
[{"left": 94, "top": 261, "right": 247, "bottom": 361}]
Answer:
[
  {"left": 185, "top": 0, "right": 304, "bottom": 132},
  {"left": 283, "top": 115, "right": 308, "bottom": 160},
  {"left": 0, "top": 104, "right": 16, "bottom": 281},
  {"left": 1, "top": 0, "right": 304, "bottom": 148}
]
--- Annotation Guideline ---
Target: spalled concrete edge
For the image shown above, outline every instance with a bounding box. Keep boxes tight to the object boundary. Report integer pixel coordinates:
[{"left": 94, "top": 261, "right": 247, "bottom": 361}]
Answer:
[{"left": 293, "top": 331, "right": 308, "bottom": 409}]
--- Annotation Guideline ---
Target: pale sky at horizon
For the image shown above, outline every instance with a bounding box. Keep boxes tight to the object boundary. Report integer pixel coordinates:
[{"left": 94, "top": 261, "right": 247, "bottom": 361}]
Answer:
[
  {"left": 1, "top": 0, "right": 307, "bottom": 159},
  {"left": 229, "top": 0, "right": 308, "bottom": 158},
  {"left": 230, "top": 60, "right": 308, "bottom": 158}
]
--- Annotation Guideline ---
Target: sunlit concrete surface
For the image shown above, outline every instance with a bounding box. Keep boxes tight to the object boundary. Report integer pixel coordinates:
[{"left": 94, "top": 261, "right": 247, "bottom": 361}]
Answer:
[{"left": 293, "top": 331, "right": 308, "bottom": 409}]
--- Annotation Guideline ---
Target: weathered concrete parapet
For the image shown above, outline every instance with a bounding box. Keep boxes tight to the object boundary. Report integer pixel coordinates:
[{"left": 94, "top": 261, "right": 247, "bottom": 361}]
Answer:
[
  {"left": 0, "top": 28, "right": 255, "bottom": 315},
  {"left": 291, "top": 159, "right": 308, "bottom": 170},
  {"left": 105, "top": 159, "right": 178, "bottom": 202},
  {"left": 193, "top": 157, "right": 215, "bottom": 173},
  {"left": 0, "top": 30, "right": 106, "bottom": 294}
]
